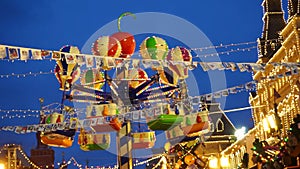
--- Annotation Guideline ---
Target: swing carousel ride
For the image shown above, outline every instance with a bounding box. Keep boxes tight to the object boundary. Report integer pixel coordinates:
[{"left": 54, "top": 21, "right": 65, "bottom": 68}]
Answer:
[{"left": 2, "top": 12, "right": 214, "bottom": 168}]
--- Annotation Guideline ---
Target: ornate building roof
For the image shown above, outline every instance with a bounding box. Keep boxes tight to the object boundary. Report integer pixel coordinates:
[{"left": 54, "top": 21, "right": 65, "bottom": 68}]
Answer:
[{"left": 258, "top": 0, "right": 286, "bottom": 62}]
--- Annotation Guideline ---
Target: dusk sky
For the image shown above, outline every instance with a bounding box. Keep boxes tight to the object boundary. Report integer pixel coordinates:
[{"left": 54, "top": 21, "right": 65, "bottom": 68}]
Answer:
[{"left": 0, "top": 0, "right": 289, "bottom": 168}]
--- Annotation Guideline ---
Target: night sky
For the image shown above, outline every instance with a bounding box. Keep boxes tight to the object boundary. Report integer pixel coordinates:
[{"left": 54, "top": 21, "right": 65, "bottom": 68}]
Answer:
[{"left": 0, "top": 0, "right": 290, "bottom": 168}]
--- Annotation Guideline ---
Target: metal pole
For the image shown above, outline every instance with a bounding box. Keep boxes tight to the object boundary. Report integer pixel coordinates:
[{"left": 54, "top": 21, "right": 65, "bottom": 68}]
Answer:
[{"left": 115, "top": 65, "right": 133, "bottom": 169}]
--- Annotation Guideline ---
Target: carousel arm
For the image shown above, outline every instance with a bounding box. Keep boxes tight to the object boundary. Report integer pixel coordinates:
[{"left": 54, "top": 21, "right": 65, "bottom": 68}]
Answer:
[
  {"left": 131, "top": 74, "right": 159, "bottom": 96},
  {"left": 71, "top": 84, "right": 112, "bottom": 98}
]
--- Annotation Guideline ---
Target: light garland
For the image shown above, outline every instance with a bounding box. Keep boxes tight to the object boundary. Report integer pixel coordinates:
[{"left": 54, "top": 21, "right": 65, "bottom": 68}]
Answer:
[
  {"left": 134, "top": 154, "right": 164, "bottom": 167},
  {"left": 152, "top": 156, "right": 167, "bottom": 169},
  {"left": 0, "top": 41, "right": 257, "bottom": 60},
  {"left": 0, "top": 114, "right": 39, "bottom": 119},
  {"left": 57, "top": 157, "right": 118, "bottom": 169},
  {"left": 0, "top": 144, "right": 41, "bottom": 169},
  {"left": 190, "top": 41, "right": 257, "bottom": 51},
  {"left": 0, "top": 70, "right": 53, "bottom": 79},
  {"left": 18, "top": 146, "right": 41, "bottom": 169},
  {"left": 0, "top": 67, "right": 296, "bottom": 126},
  {"left": 0, "top": 108, "right": 61, "bottom": 114},
  {"left": 0, "top": 43, "right": 257, "bottom": 70},
  {"left": 194, "top": 46, "right": 257, "bottom": 58}
]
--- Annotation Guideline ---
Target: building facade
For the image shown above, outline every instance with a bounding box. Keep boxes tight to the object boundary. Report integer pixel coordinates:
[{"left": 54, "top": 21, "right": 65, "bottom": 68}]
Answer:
[{"left": 222, "top": 0, "right": 300, "bottom": 168}]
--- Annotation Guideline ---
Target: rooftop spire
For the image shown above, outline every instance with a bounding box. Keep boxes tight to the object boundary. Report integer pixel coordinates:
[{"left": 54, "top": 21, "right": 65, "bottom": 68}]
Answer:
[{"left": 257, "top": 0, "right": 286, "bottom": 63}]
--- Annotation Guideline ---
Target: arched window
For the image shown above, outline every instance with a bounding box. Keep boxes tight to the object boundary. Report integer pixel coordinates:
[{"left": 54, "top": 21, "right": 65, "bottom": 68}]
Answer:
[{"left": 216, "top": 119, "right": 224, "bottom": 132}]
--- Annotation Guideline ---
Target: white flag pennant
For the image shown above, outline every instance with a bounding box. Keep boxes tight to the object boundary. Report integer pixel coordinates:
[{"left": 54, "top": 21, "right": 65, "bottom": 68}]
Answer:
[
  {"left": 0, "top": 45, "right": 7, "bottom": 59},
  {"left": 65, "top": 54, "right": 76, "bottom": 64},
  {"left": 52, "top": 51, "right": 61, "bottom": 60},
  {"left": 199, "top": 62, "right": 210, "bottom": 71},
  {"left": 95, "top": 57, "right": 102, "bottom": 68},
  {"left": 85, "top": 56, "right": 94, "bottom": 68},
  {"left": 206, "top": 62, "right": 218, "bottom": 70},
  {"left": 237, "top": 63, "right": 247, "bottom": 72},
  {"left": 76, "top": 55, "right": 85, "bottom": 65},
  {"left": 132, "top": 59, "right": 141, "bottom": 68},
  {"left": 31, "top": 49, "right": 42, "bottom": 60},
  {"left": 8, "top": 47, "right": 19, "bottom": 60},
  {"left": 20, "top": 48, "right": 30, "bottom": 61},
  {"left": 216, "top": 62, "right": 225, "bottom": 70}
]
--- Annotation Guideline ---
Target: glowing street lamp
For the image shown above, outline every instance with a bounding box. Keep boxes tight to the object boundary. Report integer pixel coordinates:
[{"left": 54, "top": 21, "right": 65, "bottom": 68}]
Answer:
[
  {"left": 234, "top": 126, "right": 246, "bottom": 140},
  {"left": 263, "top": 118, "right": 270, "bottom": 132},
  {"left": 220, "top": 156, "right": 229, "bottom": 168},
  {"left": 208, "top": 157, "right": 218, "bottom": 169},
  {"left": 267, "top": 114, "right": 277, "bottom": 129},
  {"left": 0, "top": 163, "right": 5, "bottom": 169}
]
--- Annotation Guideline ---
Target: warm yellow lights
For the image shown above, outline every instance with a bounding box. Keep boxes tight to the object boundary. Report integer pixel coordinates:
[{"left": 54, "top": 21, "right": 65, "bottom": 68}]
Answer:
[
  {"left": 263, "top": 118, "right": 270, "bottom": 131},
  {"left": 0, "top": 163, "right": 5, "bottom": 169},
  {"left": 220, "top": 156, "right": 230, "bottom": 168},
  {"left": 263, "top": 114, "right": 278, "bottom": 132},
  {"left": 234, "top": 126, "right": 246, "bottom": 140},
  {"left": 209, "top": 157, "right": 218, "bottom": 169},
  {"left": 267, "top": 114, "right": 277, "bottom": 129}
]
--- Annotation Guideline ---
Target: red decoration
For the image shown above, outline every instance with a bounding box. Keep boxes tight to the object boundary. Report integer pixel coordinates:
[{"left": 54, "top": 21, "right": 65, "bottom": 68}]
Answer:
[
  {"left": 111, "top": 12, "right": 136, "bottom": 58},
  {"left": 196, "top": 114, "right": 202, "bottom": 123}
]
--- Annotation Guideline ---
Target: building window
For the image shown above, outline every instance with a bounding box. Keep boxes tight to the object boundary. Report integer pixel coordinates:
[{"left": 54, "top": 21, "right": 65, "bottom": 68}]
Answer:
[
  {"left": 210, "top": 123, "right": 214, "bottom": 132},
  {"left": 216, "top": 119, "right": 224, "bottom": 132}
]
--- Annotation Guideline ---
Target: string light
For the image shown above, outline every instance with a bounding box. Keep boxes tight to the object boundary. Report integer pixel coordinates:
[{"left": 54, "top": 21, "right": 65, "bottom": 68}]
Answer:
[
  {"left": 0, "top": 70, "right": 53, "bottom": 79},
  {"left": 0, "top": 42, "right": 257, "bottom": 67},
  {"left": 0, "top": 144, "right": 41, "bottom": 169},
  {"left": 0, "top": 58, "right": 52, "bottom": 62},
  {"left": 18, "top": 146, "right": 41, "bottom": 169},
  {"left": 190, "top": 41, "right": 257, "bottom": 51},
  {"left": 0, "top": 108, "right": 61, "bottom": 114},
  {"left": 0, "top": 114, "right": 39, "bottom": 119},
  {"left": 134, "top": 154, "right": 164, "bottom": 166},
  {"left": 58, "top": 157, "right": 118, "bottom": 169},
  {"left": 193, "top": 46, "right": 257, "bottom": 58}
]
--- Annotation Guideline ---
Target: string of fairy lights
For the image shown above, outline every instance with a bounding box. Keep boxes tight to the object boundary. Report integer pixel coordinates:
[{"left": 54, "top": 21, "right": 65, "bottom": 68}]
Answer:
[
  {"left": 0, "top": 114, "right": 39, "bottom": 119},
  {"left": 0, "top": 144, "right": 41, "bottom": 169},
  {"left": 0, "top": 66, "right": 298, "bottom": 122},
  {"left": 193, "top": 45, "right": 256, "bottom": 58},
  {"left": 190, "top": 41, "right": 257, "bottom": 51},
  {"left": 0, "top": 70, "right": 53, "bottom": 78},
  {"left": 58, "top": 157, "right": 118, "bottom": 169},
  {"left": 0, "top": 143, "right": 159, "bottom": 168},
  {"left": 57, "top": 154, "right": 165, "bottom": 168}
]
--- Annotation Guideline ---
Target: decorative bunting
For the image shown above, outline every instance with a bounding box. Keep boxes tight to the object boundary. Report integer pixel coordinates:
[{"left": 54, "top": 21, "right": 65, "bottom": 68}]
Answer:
[
  {"left": 0, "top": 44, "right": 299, "bottom": 76},
  {"left": 65, "top": 54, "right": 76, "bottom": 64},
  {"left": 8, "top": 47, "right": 19, "bottom": 60},
  {"left": 76, "top": 54, "right": 85, "bottom": 65},
  {"left": 0, "top": 45, "right": 7, "bottom": 59},
  {"left": 52, "top": 51, "right": 61, "bottom": 60},
  {"left": 85, "top": 56, "right": 94, "bottom": 68},
  {"left": 20, "top": 48, "right": 30, "bottom": 61},
  {"left": 199, "top": 62, "right": 210, "bottom": 71},
  {"left": 31, "top": 49, "right": 42, "bottom": 60},
  {"left": 41, "top": 50, "right": 51, "bottom": 57}
]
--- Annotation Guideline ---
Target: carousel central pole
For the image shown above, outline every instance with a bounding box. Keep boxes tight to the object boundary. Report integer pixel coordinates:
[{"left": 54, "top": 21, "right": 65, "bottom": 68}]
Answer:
[{"left": 115, "top": 65, "right": 133, "bottom": 169}]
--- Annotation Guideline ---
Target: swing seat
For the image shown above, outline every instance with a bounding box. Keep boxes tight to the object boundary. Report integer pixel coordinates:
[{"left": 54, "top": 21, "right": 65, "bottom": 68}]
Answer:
[
  {"left": 132, "top": 131, "right": 156, "bottom": 149},
  {"left": 78, "top": 133, "right": 110, "bottom": 151},
  {"left": 80, "top": 143, "right": 110, "bottom": 151},
  {"left": 181, "top": 122, "right": 209, "bottom": 136},
  {"left": 147, "top": 114, "right": 183, "bottom": 131},
  {"left": 88, "top": 117, "right": 122, "bottom": 132},
  {"left": 41, "top": 134, "right": 73, "bottom": 148}
]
